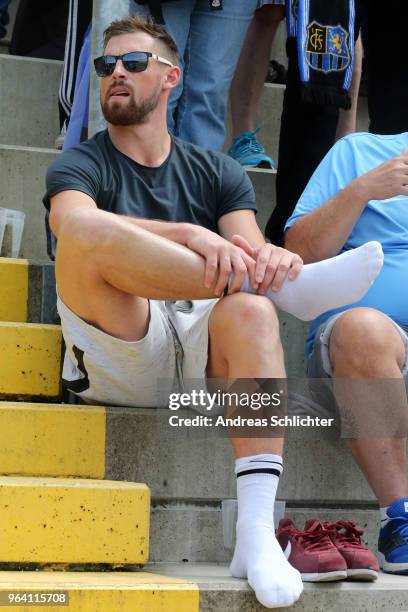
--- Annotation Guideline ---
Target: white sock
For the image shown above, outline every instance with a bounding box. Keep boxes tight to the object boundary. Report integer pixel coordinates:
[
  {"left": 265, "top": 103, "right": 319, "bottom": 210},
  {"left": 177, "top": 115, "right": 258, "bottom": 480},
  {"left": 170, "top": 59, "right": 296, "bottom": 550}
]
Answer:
[
  {"left": 230, "top": 454, "right": 303, "bottom": 608},
  {"left": 238, "top": 241, "right": 384, "bottom": 321}
]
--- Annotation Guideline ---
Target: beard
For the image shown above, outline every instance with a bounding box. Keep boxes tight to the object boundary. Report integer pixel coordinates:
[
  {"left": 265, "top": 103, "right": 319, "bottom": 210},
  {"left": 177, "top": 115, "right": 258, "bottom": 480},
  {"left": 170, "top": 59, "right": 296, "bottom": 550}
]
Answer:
[{"left": 101, "top": 81, "right": 162, "bottom": 126}]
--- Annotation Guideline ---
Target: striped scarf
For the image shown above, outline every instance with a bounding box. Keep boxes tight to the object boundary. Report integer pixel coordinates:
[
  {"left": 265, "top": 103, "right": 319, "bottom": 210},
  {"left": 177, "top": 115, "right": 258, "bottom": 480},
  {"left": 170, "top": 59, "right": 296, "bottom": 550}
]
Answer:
[{"left": 286, "top": 0, "right": 356, "bottom": 109}]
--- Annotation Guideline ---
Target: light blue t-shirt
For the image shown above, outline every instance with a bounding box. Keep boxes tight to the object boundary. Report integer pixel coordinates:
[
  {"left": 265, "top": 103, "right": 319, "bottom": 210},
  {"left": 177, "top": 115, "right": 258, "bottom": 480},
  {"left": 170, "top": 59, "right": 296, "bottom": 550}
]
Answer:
[{"left": 285, "top": 131, "right": 408, "bottom": 358}]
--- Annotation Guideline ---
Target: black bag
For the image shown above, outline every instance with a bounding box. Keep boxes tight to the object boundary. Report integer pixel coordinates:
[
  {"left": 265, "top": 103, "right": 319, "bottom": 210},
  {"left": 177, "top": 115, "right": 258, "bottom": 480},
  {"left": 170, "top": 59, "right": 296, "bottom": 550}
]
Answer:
[{"left": 134, "top": 0, "right": 222, "bottom": 24}]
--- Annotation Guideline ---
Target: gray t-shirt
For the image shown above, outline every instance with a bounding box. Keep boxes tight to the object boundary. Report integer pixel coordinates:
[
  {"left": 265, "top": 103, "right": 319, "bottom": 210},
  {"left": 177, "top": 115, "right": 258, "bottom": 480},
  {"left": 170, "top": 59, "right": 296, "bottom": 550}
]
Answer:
[{"left": 43, "top": 130, "right": 257, "bottom": 239}]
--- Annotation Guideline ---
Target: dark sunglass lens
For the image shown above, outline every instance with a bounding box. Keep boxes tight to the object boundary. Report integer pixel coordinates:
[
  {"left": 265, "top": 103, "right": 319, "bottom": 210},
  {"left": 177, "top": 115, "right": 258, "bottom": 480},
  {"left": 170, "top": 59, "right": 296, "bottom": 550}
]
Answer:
[
  {"left": 94, "top": 56, "right": 116, "bottom": 76},
  {"left": 123, "top": 52, "right": 148, "bottom": 73}
]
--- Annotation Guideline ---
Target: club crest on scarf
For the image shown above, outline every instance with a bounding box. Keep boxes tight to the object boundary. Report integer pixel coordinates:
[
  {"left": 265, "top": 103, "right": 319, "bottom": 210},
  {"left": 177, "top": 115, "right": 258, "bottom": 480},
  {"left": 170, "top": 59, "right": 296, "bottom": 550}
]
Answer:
[{"left": 305, "top": 21, "right": 350, "bottom": 73}]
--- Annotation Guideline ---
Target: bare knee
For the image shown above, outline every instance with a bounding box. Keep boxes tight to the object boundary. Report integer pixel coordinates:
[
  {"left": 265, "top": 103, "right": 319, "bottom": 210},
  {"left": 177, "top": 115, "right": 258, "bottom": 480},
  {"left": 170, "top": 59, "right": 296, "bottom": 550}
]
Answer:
[
  {"left": 210, "top": 293, "right": 281, "bottom": 351},
  {"left": 330, "top": 308, "right": 405, "bottom": 373}
]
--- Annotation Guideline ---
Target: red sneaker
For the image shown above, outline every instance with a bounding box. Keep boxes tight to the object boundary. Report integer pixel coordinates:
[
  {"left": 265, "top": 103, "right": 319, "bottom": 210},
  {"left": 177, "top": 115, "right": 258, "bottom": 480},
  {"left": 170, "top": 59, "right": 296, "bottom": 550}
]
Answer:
[
  {"left": 323, "top": 520, "right": 379, "bottom": 580},
  {"left": 277, "top": 518, "right": 347, "bottom": 582}
]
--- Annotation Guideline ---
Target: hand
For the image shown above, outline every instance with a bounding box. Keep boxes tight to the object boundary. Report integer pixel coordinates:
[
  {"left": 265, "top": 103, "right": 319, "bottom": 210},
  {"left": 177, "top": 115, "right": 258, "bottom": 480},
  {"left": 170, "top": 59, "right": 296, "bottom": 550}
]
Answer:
[
  {"left": 231, "top": 235, "right": 303, "bottom": 294},
  {"left": 355, "top": 149, "right": 408, "bottom": 202},
  {"left": 186, "top": 226, "right": 256, "bottom": 296}
]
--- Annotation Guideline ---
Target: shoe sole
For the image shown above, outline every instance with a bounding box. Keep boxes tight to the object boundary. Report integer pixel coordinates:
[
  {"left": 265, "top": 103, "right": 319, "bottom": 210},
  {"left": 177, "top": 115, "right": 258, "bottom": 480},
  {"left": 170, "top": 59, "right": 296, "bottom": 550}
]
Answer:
[
  {"left": 243, "top": 162, "right": 275, "bottom": 170},
  {"left": 378, "top": 553, "right": 408, "bottom": 574},
  {"left": 301, "top": 570, "right": 348, "bottom": 582},
  {"left": 346, "top": 568, "right": 378, "bottom": 581}
]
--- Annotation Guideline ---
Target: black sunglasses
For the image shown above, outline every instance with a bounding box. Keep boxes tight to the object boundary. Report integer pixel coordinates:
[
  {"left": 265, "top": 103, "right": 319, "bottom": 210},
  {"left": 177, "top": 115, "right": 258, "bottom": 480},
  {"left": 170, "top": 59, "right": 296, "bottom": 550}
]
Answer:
[{"left": 93, "top": 51, "right": 173, "bottom": 77}]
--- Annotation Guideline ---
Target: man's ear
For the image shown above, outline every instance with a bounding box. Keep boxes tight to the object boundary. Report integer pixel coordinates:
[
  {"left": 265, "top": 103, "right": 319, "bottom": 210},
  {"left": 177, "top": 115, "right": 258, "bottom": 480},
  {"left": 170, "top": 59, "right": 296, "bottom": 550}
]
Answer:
[{"left": 163, "top": 65, "right": 181, "bottom": 91}]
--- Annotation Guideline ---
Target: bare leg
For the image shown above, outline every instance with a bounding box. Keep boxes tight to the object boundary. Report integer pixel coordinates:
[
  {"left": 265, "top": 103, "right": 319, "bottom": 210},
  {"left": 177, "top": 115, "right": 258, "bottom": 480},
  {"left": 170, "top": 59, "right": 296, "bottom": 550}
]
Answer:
[
  {"left": 230, "top": 5, "right": 285, "bottom": 137},
  {"left": 329, "top": 307, "right": 408, "bottom": 506},
  {"left": 56, "top": 208, "right": 218, "bottom": 341},
  {"left": 207, "top": 292, "right": 285, "bottom": 457},
  {"left": 207, "top": 293, "right": 302, "bottom": 608}
]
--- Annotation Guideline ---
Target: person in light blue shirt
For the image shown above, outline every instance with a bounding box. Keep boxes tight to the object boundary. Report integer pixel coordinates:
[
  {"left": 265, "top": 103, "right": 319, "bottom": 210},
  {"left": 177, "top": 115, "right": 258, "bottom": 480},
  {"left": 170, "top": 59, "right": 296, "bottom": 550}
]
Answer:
[{"left": 284, "top": 131, "right": 408, "bottom": 576}]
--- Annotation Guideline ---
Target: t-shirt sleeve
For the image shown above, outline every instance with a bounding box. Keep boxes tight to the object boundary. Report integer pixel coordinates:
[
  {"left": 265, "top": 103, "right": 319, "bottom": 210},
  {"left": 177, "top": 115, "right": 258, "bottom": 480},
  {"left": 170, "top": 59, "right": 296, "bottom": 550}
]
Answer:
[
  {"left": 216, "top": 155, "right": 257, "bottom": 219},
  {"left": 43, "top": 146, "right": 102, "bottom": 211},
  {"left": 284, "top": 135, "right": 358, "bottom": 232}
]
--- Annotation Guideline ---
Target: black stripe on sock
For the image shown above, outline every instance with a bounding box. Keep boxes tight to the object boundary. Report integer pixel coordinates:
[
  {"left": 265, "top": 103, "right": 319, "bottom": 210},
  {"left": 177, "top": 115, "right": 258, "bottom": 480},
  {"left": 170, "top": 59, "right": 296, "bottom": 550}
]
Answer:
[
  {"left": 237, "top": 468, "right": 281, "bottom": 478},
  {"left": 249, "top": 460, "right": 283, "bottom": 466}
]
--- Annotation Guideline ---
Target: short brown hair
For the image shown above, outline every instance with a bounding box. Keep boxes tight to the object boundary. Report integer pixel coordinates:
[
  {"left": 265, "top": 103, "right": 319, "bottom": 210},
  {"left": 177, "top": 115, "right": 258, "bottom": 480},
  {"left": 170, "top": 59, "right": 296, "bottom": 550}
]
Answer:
[{"left": 103, "top": 16, "right": 179, "bottom": 66}]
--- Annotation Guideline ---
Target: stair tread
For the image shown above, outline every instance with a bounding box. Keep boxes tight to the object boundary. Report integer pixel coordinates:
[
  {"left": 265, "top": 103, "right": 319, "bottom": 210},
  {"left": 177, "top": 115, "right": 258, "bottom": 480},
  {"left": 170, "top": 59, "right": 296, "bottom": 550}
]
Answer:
[
  {"left": 0, "top": 475, "right": 148, "bottom": 489},
  {"left": 0, "top": 569, "right": 196, "bottom": 587},
  {"left": 0, "top": 569, "right": 198, "bottom": 611},
  {"left": 148, "top": 562, "right": 408, "bottom": 590}
]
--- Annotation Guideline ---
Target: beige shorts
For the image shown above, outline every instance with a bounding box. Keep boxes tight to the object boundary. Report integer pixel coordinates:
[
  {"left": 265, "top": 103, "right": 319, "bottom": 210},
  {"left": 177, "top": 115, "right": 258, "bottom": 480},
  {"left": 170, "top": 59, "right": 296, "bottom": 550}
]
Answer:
[{"left": 58, "top": 294, "right": 218, "bottom": 408}]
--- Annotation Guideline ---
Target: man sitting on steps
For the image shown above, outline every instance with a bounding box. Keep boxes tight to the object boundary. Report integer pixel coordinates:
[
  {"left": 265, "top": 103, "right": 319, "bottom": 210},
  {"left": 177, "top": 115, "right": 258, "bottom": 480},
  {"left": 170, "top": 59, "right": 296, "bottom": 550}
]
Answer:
[
  {"left": 43, "top": 17, "right": 383, "bottom": 608},
  {"left": 285, "top": 132, "right": 408, "bottom": 575}
]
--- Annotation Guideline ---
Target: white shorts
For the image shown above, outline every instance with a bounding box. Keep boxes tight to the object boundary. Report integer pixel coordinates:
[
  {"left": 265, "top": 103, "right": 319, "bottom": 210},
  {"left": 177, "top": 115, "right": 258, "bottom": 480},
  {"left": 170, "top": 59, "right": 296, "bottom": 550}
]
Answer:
[{"left": 58, "top": 295, "right": 218, "bottom": 408}]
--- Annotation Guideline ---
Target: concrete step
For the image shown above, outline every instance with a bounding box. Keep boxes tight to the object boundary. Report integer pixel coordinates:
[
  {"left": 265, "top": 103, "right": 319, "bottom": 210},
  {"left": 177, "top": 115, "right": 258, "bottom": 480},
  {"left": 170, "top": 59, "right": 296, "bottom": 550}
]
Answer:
[
  {"left": 0, "top": 570, "right": 198, "bottom": 611},
  {"left": 0, "top": 322, "right": 61, "bottom": 399},
  {"left": 0, "top": 55, "right": 61, "bottom": 148},
  {"left": 0, "top": 475, "right": 150, "bottom": 564},
  {"left": 148, "top": 563, "right": 408, "bottom": 612},
  {"left": 226, "top": 84, "right": 370, "bottom": 163},
  {"left": 0, "top": 564, "right": 405, "bottom": 612},
  {"left": 0, "top": 145, "right": 58, "bottom": 260},
  {"left": 0, "top": 258, "right": 28, "bottom": 321},
  {"left": 149, "top": 503, "right": 380, "bottom": 564},
  {"left": 0, "top": 402, "right": 105, "bottom": 478},
  {"left": 0, "top": 401, "right": 377, "bottom": 503},
  {"left": 104, "top": 407, "right": 376, "bottom": 504},
  {"left": 0, "top": 258, "right": 57, "bottom": 323},
  {"left": 0, "top": 400, "right": 378, "bottom": 504}
]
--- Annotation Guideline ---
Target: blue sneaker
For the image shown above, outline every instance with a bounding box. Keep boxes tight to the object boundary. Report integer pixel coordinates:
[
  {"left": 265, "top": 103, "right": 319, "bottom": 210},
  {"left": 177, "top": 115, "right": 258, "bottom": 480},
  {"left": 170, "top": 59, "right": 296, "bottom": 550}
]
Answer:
[
  {"left": 378, "top": 497, "right": 408, "bottom": 574},
  {"left": 227, "top": 129, "right": 275, "bottom": 169}
]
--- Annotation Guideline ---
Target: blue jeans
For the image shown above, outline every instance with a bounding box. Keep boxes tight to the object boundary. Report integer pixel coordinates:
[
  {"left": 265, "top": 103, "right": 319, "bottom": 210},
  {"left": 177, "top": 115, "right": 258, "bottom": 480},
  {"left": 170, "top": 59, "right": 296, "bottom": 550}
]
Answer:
[{"left": 160, "top": 0, "right": 258, "bottom": 150}]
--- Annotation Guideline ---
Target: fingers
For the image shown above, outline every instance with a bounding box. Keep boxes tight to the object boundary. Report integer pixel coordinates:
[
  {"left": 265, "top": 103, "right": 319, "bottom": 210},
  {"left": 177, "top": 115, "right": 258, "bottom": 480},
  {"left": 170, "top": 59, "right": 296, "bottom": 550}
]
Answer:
[
  {"left": 204, "top": 252, "right": 219, "bottom": 289},
  {"left": 270, "top": 250, "right": 295, "bottom": 292},
  {"left": 257, "top": 248, "right": 303, "bottom": 294},
  {"left": 231, "top": 234, "right": 256, "bottom": 258},
  {"left": 288, "top": 254, "right": 303, "bottom": 280},
  {"left": 257, "top": 246, "right": 281, "bottom": 294},
  {"left": 214, "top": 251, "right": 232, "bottom": 297},
  {"left": 228, "top": 255, "right": 249, "bottom": 294},
  {"left": 231, "top": 235, "right": 258, "bottom": 289}
]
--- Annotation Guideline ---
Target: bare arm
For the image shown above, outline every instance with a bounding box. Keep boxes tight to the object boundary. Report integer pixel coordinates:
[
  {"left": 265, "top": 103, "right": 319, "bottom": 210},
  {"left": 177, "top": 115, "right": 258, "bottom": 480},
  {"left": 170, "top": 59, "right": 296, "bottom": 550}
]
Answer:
[
  {"left": 49, "top": 190, "right": 195, "bottom": 245},
  {"left": 285, "top": 179, "right": 367, "bottom": 262},
  {"left": 285, "top": 151, "right": 408, "bottom": 263},
  {"left": 218, "top": 209, "right": 266, "bottom": 247},
  {"left": 49, "top": 190, "right": 257, "bottom": 296}
]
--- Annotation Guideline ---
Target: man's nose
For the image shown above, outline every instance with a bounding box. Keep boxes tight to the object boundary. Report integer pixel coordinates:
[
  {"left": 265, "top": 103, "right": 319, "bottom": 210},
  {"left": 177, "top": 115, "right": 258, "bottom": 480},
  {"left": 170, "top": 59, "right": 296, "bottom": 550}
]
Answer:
[{"left": 111, "top": 58, "right": 127, "bottom": 78}]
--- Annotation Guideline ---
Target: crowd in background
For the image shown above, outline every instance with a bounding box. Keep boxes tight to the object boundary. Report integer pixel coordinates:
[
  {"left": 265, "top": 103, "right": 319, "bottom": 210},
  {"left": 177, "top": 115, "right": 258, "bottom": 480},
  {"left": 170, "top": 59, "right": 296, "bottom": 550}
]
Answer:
[{"left": 2, "top": 0, "right": 407, "bottom": 242}]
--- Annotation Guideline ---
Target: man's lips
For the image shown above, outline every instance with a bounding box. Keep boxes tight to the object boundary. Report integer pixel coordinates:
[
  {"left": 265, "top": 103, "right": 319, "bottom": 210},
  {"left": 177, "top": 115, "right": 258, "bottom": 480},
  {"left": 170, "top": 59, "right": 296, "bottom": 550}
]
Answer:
[{"left": 109, "top": 88, "right": 131, "bottom": 98}]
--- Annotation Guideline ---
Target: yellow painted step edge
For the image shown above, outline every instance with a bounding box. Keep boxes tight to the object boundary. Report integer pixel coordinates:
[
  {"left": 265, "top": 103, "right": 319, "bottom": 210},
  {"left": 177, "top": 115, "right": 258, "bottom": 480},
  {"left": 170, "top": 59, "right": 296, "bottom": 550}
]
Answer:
[
  {"left": 0, "top": 258, "right": 28, "bottom": 322},
  {"left": 0, "top": 323, "right": 62, "bottom": 397},
  {"left": 0, "top": 477, "right": 150, "bottom": 565},
  {"left": 0, "top": 571, "right": 199, "bottom": 612},
  {"left": 0, "top": 402, "right": 106, "bottom": 479}
]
